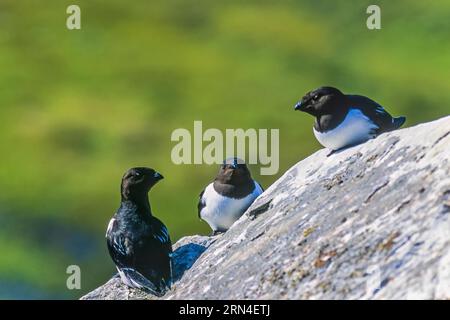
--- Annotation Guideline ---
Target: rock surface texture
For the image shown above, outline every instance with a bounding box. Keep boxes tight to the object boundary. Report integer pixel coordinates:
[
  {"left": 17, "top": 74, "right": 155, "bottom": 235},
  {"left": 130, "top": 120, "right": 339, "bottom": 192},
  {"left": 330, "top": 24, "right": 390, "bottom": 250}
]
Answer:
[{"left": 81, "top": 116, "right": 450, "bottom": 300}]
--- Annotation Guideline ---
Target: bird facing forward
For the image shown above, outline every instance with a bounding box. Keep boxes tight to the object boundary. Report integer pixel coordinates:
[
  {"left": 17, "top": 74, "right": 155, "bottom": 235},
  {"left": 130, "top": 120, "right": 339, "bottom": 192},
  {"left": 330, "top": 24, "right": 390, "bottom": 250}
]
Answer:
[
  {"left": 294, "top": 86, "right": 406, "bottom": 151},
  {"left": 106, "top": 167, "right": 172, "bottom": 296},
  {"left": 198, "top": 158, "right": 263, "bottom": 235}
]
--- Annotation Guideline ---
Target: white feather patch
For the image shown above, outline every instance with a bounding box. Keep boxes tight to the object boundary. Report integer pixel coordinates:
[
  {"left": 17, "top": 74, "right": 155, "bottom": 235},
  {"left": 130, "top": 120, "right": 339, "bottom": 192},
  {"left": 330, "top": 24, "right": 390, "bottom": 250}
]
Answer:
[
  {"left": 200, "top": 181, "right": 263, "bottom": 231},
  {"left": 106, "top": 218, "right": 116, "bottom": 237},
  {"left": 314, "top": 108, "right": 379, "bottom": 150}
]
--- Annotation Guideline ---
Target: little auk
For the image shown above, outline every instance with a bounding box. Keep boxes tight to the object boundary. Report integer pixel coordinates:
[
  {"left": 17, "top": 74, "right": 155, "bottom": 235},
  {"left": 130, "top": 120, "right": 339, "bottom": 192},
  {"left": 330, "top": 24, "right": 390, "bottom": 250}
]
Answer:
[
  {"left": 198, "top": 158, "right": 263, "bottom": 235},
  {"left": 294, "top": 86, "right": 406, "bottom": 152},
  {"left": 106, "top": 167, "right": 172, "bottom": 296}
]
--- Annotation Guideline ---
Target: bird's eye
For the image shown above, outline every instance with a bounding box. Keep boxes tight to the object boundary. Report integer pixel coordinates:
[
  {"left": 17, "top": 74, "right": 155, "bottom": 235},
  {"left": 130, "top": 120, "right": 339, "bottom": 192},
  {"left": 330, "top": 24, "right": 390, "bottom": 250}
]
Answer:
[
  {"left": 312, "top": 94, "right": 319, "bottom": 101},
  {"left": 134, "top": 172, "right": 140, "bottom": 177}
]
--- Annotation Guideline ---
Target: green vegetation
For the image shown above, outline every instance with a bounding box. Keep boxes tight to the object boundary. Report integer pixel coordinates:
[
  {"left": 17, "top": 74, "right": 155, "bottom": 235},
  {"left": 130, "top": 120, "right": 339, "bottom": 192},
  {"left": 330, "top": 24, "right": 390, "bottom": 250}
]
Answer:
[{"left": 0, "top": 0, "right": 448, "bottom": 298}]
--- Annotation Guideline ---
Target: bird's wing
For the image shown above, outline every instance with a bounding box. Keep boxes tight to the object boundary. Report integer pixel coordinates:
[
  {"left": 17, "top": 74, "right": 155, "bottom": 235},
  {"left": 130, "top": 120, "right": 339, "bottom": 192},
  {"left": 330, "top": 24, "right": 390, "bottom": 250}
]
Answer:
[
  {"left": 142, "top": 218, "right": 173, "bottom": 288},
  {"left": 347, "top": 95, "right": 394, "bottom": 132},
  {"left": 107, "top": 217, "right": 172, "bottom": 293},
  {"left": 197, "top": 189, "right": 206, "bottom": 219},
  {"left": 150, "top": 217, "right": 173, "bottom": 253},
  {"left": 106, "top": 219, "right": 133, "bottom": 268}
]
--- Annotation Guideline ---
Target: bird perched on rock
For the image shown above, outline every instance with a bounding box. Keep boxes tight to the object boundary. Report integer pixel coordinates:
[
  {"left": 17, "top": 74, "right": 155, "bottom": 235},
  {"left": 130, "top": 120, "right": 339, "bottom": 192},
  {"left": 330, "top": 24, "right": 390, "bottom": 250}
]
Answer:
[
  {"left": 106, "top": 167, "right": 172, "bottom": 296},
  {"left": 198, "top": 158, "right": 263, "bottom": 235},
  {"left": 294, "top": 86, "right": 406, "bottom": 152}
]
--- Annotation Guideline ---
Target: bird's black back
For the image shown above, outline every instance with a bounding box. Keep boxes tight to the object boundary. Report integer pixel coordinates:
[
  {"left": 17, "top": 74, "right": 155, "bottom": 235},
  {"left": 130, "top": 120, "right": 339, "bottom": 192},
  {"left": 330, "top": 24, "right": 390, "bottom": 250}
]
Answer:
[
  {"left": 346, "top": 95, "right": 399, "bottom": 133},
  {"left": 106, "top": 201, "right": 172, "bottom": 292}
]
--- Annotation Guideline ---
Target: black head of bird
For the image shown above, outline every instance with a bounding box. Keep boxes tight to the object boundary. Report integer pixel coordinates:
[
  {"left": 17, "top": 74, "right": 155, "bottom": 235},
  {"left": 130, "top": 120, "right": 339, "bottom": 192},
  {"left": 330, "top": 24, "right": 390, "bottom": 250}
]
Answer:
[
  {"left": 294, "top": 86, "right": 346, "bottom": 116},
  {"left": 121, "top": 167, "right": 164, "bottom": 201},
  {"left": 216, "top": 158, "right": 251, "bottom": 185}
]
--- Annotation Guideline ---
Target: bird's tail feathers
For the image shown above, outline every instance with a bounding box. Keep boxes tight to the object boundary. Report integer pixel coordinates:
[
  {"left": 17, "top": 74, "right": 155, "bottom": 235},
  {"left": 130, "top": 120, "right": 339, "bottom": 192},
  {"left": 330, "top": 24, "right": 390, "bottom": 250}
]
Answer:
[
  {"left": 119, "top": 268, "right": 167, "bottom": 297},
  {"left": 392, "top": 116, "right": 406, "bottom": 129}
]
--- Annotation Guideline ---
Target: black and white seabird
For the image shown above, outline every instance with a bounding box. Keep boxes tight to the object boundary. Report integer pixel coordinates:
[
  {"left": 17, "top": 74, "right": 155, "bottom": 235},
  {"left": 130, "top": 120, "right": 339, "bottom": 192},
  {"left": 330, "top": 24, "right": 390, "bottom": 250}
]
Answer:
[
  {"left": 106, "top": 167, "right": 172, "bottom": 296},
  {"left": 294, "top": 86, "right": 406, "bottom": 151},
  {"left": 198, "top": 158, "right": 264, "bottom": 235}
]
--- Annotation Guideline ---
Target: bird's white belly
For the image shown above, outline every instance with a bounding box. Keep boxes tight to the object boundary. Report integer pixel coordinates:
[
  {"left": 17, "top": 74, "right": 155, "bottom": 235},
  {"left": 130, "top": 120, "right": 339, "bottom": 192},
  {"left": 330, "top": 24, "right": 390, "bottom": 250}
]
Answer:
[
  {"left": 200, "top": 182, "right": 262, "bottom": 231},
  {"left": 314, "top": 108, "right": 378, "bottom": 150}
]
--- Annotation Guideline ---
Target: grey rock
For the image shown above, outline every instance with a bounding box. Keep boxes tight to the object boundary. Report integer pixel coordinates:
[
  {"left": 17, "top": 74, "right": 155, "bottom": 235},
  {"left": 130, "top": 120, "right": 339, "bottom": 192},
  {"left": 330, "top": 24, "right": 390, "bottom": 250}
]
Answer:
[{"left": 81, "top": 116, "right": 450, "bottom": 300}]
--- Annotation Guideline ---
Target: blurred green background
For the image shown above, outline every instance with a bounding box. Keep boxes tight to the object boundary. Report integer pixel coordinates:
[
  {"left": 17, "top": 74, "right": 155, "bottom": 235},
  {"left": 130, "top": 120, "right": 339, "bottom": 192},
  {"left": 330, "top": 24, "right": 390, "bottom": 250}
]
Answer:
[{"left": 0, "top": 0, "right": 449, "bottom": 299}]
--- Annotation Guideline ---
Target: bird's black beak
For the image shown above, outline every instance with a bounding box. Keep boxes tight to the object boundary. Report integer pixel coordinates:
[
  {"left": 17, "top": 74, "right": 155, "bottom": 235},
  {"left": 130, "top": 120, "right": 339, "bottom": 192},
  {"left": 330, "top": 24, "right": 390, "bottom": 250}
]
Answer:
[
  {"left": 294, "top": 101, "right": 303, "bottom": 111},
  {"left": 154, "top": 172, "right": 164, "bottom": 180}
]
